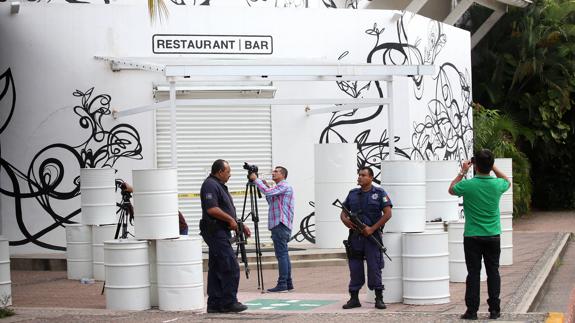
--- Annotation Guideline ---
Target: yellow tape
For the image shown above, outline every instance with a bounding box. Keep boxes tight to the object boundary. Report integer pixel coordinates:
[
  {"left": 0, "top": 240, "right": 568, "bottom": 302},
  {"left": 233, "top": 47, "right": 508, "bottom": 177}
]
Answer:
[
  {"left": 178, "top": 191, "right": 246, "bottom": 199},
  {"left": 546, "top": 312, "right": 564, "bottom": 323}
]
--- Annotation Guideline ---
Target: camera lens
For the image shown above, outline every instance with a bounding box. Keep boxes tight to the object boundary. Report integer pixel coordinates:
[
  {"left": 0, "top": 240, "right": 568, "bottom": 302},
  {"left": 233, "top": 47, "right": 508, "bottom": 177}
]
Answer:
[{"left": 243, "top": 162, "right": 258, "bottom": 174}]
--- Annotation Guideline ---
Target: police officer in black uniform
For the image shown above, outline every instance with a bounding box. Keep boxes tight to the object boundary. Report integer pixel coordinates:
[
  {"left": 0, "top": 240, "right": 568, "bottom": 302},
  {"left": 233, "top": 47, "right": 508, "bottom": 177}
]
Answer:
[
  {"left": 340, "top": 166, "right": 392, "bottom": 310},
  {"left": 200, "top": 159, "right": 251, "bottom": 313}
]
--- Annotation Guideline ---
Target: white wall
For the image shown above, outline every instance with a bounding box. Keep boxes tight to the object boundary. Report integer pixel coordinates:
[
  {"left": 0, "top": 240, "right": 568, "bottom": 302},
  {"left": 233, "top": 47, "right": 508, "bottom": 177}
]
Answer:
[{"left": 0, "top": 3, "right": 471, "bottom": 254}]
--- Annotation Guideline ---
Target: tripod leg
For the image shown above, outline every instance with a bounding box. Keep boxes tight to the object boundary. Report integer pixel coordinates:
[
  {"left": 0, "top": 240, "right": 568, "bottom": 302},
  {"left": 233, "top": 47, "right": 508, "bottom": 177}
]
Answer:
[
  {"left": 122, "top": 208, "right": 129, "bottom": 239},
  {"left": 115, "top": 211, "right": 124, "bottom": 240},
  {"left": 250, "top": 184, "right": 265, "bottom": 293},
  {"left": 241, "top": 182, "right": 249, "bottom": 221},
  {"left": 254, "top": 185, "right": 262, "bottom": 290}
]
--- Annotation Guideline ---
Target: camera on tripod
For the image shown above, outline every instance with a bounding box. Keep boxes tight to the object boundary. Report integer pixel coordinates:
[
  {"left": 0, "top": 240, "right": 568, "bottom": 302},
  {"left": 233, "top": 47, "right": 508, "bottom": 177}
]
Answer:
[
  {"left": 243, "top": 162, "right": 259, "bottom": 176},
  {"left": 239, "top": 162, "right": 266, "bottom": 291},
  {"left": 114, "top": 179, "right": 134, "bottom": 239},
  {"left": 118, "top": 183, "right": 132, "bottom": 202}
]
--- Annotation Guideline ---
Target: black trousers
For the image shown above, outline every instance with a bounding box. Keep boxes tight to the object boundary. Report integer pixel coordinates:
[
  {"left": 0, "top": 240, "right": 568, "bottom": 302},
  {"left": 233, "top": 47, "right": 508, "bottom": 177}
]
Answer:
[
  {"left": 464, "top": 236, "right": 501, "bottom": 313},
  {"left": 201, "top": 230, "right": 240, "bottom": 309}
]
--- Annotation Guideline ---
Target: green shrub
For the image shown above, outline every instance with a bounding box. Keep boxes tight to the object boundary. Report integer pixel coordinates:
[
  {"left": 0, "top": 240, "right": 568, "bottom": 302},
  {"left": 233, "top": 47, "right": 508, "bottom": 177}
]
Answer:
[
  {"left": 0, "top": 307, "right": 14, "bottom": 318},
  {"left": 473, "top": 104, "right": 532, "bottom": 216},
  {"left": 472, "top": 0, "right": 575, "bottom": 210}
]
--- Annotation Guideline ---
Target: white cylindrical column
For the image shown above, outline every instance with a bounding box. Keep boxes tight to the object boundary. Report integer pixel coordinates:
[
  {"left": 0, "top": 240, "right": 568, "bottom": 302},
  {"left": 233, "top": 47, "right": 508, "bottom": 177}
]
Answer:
[
  {"left": 426, "top": 161, "right": 460, "bottom": 222},
  {"left": 447, "top": 221, "right": 486, "bottom": 282},
  {"left": 65, "top": 224, "right": 93, "bottom": 280},
  {"left": 381, "top": 160, "right": 426, "bottom": 233},
  {"left": 500, "top": 212, "right": 513, "bottom": 266},
  {"left": 148, "top": 240, "right": 158, "bottom": 307},
  {"left": 157, "top": 237, "right": 204, "bottom": 311},
  {"left": 448, "top": 221, "right": 466, "bottom": 283},
  {"left": 133, "top": 169, "right": 179, "bottom": 240},
  {"left": 0, "top": 238, "right": 11, "bottom": 306},
  {"left": 92, "top": 224, "right": 117, "bottom": 281},
  {"left": 314, "top": 144, "right": 357, "bottom": 248},
  {"left": 494, "top": 158, "right": 513, "bottom": 265},
  {"left": 104, "top": 239, "right": 150, "bottom": 310},
  {"left": 402, "top": 232, "right": 450, "bottom": 305},
  {"left": 80, "top": 168, "right": 117, "bottom": 225},
  {"left": 494, "top": 158, "right": 513, "bottom": 214},
  {"left": 365, "top": 232, "right": 403, "bottom": 304}
]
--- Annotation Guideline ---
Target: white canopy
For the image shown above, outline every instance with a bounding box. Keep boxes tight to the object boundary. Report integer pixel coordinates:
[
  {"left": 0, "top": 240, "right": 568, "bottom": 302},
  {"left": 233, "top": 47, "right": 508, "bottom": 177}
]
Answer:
[{"left": 96, "top": 56, "right": 435, "bottom": 166}]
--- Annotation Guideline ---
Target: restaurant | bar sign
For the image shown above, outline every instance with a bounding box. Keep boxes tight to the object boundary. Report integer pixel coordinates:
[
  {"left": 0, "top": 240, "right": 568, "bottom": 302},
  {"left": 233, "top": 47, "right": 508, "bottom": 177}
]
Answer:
[{"left": 153, "top": 34, "right": 273, "bottom": 54}]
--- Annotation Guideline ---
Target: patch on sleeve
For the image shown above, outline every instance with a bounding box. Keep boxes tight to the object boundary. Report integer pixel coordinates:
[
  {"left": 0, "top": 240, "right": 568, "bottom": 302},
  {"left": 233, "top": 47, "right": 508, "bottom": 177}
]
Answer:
[
  {"left": 205, "top": 193, "right": 213, "bottom": 200},
  {"left": 382, "top": 196, "right": 389, "bottom": 203}
]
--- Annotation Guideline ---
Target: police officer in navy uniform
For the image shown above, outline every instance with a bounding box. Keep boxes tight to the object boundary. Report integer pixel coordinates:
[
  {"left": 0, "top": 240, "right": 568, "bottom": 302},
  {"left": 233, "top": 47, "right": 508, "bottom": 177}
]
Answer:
[
  {"left": 200, "top": 159, "right": 251, "bottom": 313},
  {"left": 340, "top": 166, "right": 392, "bottom": 310}
]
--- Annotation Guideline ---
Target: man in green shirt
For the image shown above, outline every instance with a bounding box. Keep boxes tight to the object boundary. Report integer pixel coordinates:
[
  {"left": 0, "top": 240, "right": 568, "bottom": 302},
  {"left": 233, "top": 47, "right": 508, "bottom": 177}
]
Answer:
[{"left": 449, "top": 149, "right": 511, "bottom": 320}]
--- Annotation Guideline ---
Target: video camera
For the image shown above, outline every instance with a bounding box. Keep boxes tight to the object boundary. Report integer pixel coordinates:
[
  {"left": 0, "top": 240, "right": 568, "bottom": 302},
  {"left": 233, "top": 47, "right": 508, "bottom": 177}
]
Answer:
[
  {"left": 243, "top": 162, "right": 259, "bottom": 176},
  {"left": 115, "top": 179, "right": 132, "bottom": 202}
]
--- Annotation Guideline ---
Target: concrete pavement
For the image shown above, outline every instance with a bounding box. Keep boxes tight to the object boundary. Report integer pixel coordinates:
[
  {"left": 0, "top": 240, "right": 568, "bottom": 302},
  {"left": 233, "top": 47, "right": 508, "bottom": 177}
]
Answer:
[{"left": 5, "top": 211, "right": 575, "bottom": 322}]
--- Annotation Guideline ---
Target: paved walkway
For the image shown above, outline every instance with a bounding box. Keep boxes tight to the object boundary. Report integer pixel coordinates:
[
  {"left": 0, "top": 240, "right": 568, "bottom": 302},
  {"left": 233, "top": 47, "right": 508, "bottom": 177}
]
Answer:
[
  {"left": 5, "top": 211, "right": 575, "bottom": 322},
  {"left": 515, "top": 210, "right": 575, "bottom": 318},
  {"left": 533, "top": 238, "right": 575, "bottom": 314}
]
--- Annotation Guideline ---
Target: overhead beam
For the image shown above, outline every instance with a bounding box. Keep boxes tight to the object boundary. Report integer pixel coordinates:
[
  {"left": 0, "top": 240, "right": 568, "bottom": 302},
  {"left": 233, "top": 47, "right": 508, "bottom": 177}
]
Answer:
[
  {"left": 475, "top": 0, "right": 507, "bottom": 11},
  {"left": 497, "top": 0, "right": 531, "bottom": 8},
  {"left": 471, "top": 8, "right": 506, "bottom": 48},
  {"left": 405, "top": 0, "right": 430, "bottom": 14},
  {"left": 96, "top": 56, "right": 434, "bottom": 81},
  {"left": 115, "top": 98, "right": 392, "bottom": 118},
  {"left": 113, "top": 101, "right": 169, "bottom": 119},
  {"left": 164, "top": 64, "right": 434, "bottom": 80},
  {"left": 305, "top": 101, "right": 391, "bottom": 115},
  {"left": 444, "top": 0, "right": 474, "bottom": 25},
  {"left": 95, "top": 56, "right": 165, "bottom": 73}
]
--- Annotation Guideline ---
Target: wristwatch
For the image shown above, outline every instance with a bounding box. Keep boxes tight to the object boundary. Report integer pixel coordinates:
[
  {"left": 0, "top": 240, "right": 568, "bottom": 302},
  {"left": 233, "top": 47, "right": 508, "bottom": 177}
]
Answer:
[{"left": 458, "top": 171, "right": 465, "bottom": 176}]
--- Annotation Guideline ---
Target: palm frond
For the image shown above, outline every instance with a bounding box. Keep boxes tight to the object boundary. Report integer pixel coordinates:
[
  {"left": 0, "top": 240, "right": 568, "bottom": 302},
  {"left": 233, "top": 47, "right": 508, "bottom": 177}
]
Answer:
[{"left": 148, "top": 0, "right": 170, "bottom": 24}]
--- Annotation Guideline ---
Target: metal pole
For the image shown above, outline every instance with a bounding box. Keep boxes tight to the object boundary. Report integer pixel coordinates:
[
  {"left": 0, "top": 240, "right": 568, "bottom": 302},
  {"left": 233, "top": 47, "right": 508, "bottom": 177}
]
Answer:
[{"left": 169, "top": 79, "right": 177, "bottom": 168}]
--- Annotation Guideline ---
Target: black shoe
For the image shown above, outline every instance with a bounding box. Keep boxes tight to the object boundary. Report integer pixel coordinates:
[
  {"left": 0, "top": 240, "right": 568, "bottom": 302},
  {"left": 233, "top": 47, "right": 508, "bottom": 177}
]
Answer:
[
  {"left": 374, "top": 289, "right": 386, "bottom": 309},
  {"left": 267, "top": 285, "right": 289, "bottom": 293},
  {"left": 220, "top": 302, "right": 248, "bottom": 313},
  {"left": 460, "top": 311, "right": 478, "bottom": 320},
  {"left": 206, "top": 306, "right": 221, "bottom": 313},
  {"left": 342, "top": 290, "right": 361, "bottom": 309},
  {"left": 489, "top": 311, "right": 501, "bottom": 319}
]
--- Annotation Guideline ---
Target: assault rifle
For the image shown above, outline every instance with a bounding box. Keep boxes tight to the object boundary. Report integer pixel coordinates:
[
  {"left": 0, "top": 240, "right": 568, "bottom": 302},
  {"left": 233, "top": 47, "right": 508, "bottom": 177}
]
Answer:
[
  {"left": 333, "top": 199, "right": 392, "bottom": 261},
  {"left": 231, "top": 219, "right": 250, "bottom": 279}
]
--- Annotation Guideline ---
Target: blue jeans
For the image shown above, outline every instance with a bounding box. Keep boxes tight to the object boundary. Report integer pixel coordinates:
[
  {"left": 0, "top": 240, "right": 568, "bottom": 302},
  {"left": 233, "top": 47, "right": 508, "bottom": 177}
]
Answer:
[{"left": 271, "top": 223, "right": 292, "bottom": 288}]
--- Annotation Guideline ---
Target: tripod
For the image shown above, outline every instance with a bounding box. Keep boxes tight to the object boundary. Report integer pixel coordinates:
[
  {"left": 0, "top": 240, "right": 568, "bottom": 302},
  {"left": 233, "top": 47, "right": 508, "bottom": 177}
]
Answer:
[
  {"left": 114, "top": 187, "right": 134, "bottom": 240},
  {"left": 240, "top": 180, "right": 265, "bottom": 293},
  {"left": 102, "top": 181, "right": 135, "bottom": 295}
]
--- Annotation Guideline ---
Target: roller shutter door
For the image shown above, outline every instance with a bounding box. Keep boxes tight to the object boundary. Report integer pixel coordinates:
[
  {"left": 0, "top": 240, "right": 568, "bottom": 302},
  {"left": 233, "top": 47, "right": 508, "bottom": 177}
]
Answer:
[{"left": 156, "top": 104, "right": 272, "bottom": 242}]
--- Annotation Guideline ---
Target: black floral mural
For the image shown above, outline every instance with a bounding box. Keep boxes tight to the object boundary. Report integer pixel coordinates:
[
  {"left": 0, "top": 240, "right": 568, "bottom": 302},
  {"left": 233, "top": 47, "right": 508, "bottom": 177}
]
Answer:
[
  {"left": 296, "top": 14, "right": 473, "bottom": 243},
  {"left": 0, "top": 68, "right": 142, "bottom": 251}
]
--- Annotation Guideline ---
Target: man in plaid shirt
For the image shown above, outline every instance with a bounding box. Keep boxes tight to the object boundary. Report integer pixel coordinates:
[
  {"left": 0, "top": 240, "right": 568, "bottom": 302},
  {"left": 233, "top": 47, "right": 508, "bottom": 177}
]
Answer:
[{"left": 248, "top": 166, "right": 295, "bottom": 292}]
